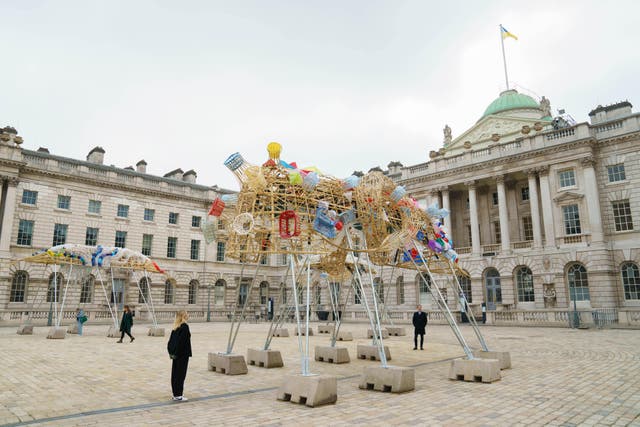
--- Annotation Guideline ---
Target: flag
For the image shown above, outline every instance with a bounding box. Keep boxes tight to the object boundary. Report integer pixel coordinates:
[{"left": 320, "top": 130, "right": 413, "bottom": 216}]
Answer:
[{"left": 500, "top": 25, "right": 518, "bottom": 40}]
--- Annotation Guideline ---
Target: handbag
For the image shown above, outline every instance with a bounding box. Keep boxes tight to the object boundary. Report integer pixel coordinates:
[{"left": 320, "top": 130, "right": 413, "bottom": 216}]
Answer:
[{"left": 80, "top": 315, "right": 88, "bottom": 323}]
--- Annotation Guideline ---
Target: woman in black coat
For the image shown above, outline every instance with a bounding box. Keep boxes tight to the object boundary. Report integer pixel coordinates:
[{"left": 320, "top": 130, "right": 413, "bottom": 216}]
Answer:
[
  {"left": 168, "top": 310, "right": 192, "bottom": 401},
  {"left": 117, "top": 305, "right": 134, "bottom": 343}
]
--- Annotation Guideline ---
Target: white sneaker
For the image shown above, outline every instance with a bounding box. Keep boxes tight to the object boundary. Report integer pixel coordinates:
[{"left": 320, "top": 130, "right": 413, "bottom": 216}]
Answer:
[{"left": 172, "top": 396, "right": 188, "bottom": 402}]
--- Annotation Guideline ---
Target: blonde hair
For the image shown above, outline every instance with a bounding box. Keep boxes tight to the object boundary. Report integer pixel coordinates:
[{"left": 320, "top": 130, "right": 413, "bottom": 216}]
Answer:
[{"left": 173, "top": 310, "right": 189, "bottom": 330}]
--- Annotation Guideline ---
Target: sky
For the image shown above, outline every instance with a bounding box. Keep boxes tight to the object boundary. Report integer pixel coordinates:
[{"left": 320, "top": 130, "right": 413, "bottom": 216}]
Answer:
[{"left": 1, "top": 0, "right": 639, "bottom": 191}]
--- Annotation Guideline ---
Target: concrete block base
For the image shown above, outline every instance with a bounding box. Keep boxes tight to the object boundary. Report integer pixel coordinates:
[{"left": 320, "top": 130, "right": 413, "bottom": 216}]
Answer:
[
  {"left": 295, "top": 327, "right": 314, "bottom": 336},
  {"left": 67, "top": 324, "right": 79, "bottom": 334},
  {"left": 315, "top": 346, "right": 350, "bottom": 364},
  {"left": 46, "top": 327, "right": 66, "bottom": 339},
  {"left": 276, "top": 374, "right": 338, "bottom": 407},
  {"left": 336, "top": 330, "right": 353, "bottom": 341},
  {"left": 448, "top": 358, "right": 501, "bottom": 383},
  {"left": 107, "top": 326, "right": 120, "bottom": 338},
  {"left": 474, "top": 350, "right": 512, "bottom": 370},
  {"left": 386, "top": 327, "right": 406, "bottom": 336},
  {"left": 208, "top": 353, "right": 248, "bottom": 375},
  {"left": 148, "top": 326, "right": 165, "bottom": 337},
  {"left": 367, "top": 328, "right": 389, "bottom": 339},
  {"left": 16, "top": 324, "right": 33, "bottom": 335},
  {"left": 317, "top": 324, "right": 334, "bottom": 334},
  {"left": 359, "top": 366, "right": 415, "bottom": 393},
  {"left": 357, "top": 344, "right": 391, "bottom": 362},
  {"left": 247, "top": 348, "right": 284, "bottom": 368},
  {"left": 273, "top": 328, "right": 289, "bottom": 337}
]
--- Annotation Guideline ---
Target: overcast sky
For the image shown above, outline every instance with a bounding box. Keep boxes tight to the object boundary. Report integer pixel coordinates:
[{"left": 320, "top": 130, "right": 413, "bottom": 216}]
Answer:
[{"left": 1, "top": 0, "right": 639, "bottom": 191}]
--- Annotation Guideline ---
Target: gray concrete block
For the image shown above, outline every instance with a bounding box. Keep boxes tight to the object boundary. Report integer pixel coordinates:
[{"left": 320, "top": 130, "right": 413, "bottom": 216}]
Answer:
[
  {"left": 16, "top": 324, "right": 33, "bottom": 335},
  {"left": 46, "top": 326, "right": 66, "bottom": 339},
  {"left": 315, "top": 346, "right": 350, "bottom": 364},
  {"left": 148, "top": 326, "right": 165, "bottom": 337},
  {"left": 386, "top": 327, "right": 406, "bottom": 336},
  {"left": 474, "top": 350, "right": 511, "bottom": 370},
  {"left": 247, "top": 348, "right": 284, "bottom": 368},
  {"left": 67, "top": 324, "right": 79, "bottom": 334},
  {"left": 367, "top": 328, "right": 389, "bottom": 339},
  {"left": 273, "top": 328, "right": 289, "bottom": 337},
  {"left": 107, "top": 326, "right": 120, "bottom": 338},
  {"left": 359, "top": 366, "right": 415, "bottom": 393},
  {"left": 448, "top": 358, "right": 501, "bottom": 383},
  {"left": 208, "top": 352, "right": 248, "bottom": 375},
  {"left": 336, "top": 330, "right": 353, "bottom": 341},
  {"left": 317, "top": 324, "right": 334, "bottom": 334},
  {"left": 357, "top": 344, "right": 391, "bottom": 361},
  {"left": 295, "top": 327, "right": 314, "bottom": 336},
  {"left": 276, "top": 374, "right": 338, "bottom": 407}
]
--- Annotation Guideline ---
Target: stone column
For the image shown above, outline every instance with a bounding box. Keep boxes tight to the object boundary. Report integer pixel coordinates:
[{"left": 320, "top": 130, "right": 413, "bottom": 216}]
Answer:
[
  {"left": 441, "top": 187, "right": 450, "bottom": 226},
  {"left": 496, "top": 175, "right": 510, "bottom": 252},
  {"left": 581, "top": 157, "right": 603, "bottom": 242},
  {"left": 526, "top": 169, "right": 543, "bottom": 248},
  {"left": 466, "top": 181, "right": 481, "bottom": 255},
  {"left": 429, "top": 189, "right": 440, "bottom": 209},
  {"left": 537, "top": 166, "right": 555, "bottom": 247},
  {"left": 0, "top": 177, "right": 18, "bottom": 256}
]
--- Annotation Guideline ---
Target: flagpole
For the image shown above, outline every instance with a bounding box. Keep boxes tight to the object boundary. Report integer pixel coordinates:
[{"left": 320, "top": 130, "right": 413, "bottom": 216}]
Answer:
[{"left": 500, "top": 24, "right": 509, "bottom": 90}]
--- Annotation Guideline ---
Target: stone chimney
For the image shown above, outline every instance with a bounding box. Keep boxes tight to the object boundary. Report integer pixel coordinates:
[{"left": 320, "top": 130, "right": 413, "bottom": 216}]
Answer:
[
  {"left": 163, "top": 168, "right": 184, "bottom": 180},
  {"left": 387, "top": 161, "right": 403, "bottom": 176},
  {"left": 588, "top": 101, "right": 633, "bottom": 125},
  {"left": 183, "top": 169, "right": 197, "bottom": 184},
  {"left": 136, "top": 159, "right": 147, "bottom": 174},
  {"left": 87, "top": 146, "right": 105, "bottom": 164},
  {"left": 38, "top": 147, "right": 50, "bottom": 153}
]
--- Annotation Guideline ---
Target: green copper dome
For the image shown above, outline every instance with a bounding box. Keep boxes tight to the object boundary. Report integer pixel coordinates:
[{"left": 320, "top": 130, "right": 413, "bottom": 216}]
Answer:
[{"left": 482, "top": 89, "right": 540, "bottom": 118}]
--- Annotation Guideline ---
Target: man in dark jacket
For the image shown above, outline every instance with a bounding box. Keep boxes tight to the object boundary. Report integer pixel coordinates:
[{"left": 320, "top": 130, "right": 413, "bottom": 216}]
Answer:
[{"left": 412, "top": 304, "right": 428, "bottom": 350}]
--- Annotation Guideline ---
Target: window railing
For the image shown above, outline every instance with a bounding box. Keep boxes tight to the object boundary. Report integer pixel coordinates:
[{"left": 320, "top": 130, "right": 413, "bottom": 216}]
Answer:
[
  {"left": 546, "top": 127, "right": 575, "bottom": 140},
  {"left": 512, "top": 240, "right": 533, "bottom": 249}
]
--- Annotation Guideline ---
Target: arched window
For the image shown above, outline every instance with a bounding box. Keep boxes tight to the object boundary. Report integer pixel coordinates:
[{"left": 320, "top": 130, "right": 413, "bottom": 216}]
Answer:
[
  {"left": 47, "top": 273, "right": 64, "bottom": 302},
  {"left": 188, "top": 280, "right": 198, "bottom": 305},
  {"left": 164, "top": 279, "right": 174, "bottom": 304},
  {"left": 80, "top": 274, "right": 94, "bottom": 303},
  {"left": 417, "top": 273, "right": 431, "bottom": 305},
  {"left": 374, "top": 277, "right": 384, "bottom": 303},
  {"left": 238, "top": 281, "right": 249, "bottom": 306},
  {"left": 214, "top": 279, "right": 225, "bottom": 306},
  {"left": 621, "top": 262, "right": 640, "bottom": 300},
  {"left": 259, "top": 281, "right": 269, "bottom": 305},
  {"left": 567, "top": 264, "right": 589, "bottom": 301},
  {"left": 516, "top": 266, "right": 534, "bottom": 302},
  {"left": 457, "top": 273, "right": 472, "bottom": 303},
  {"left": 484, "top": 268, "right": 501, "bottom": 310},
  {"left": 138, "top": 277, "right": 150, "bottom": 303},
  {"left": 396, "top": 276, "right": 405, "bottom": 304},
  {"left": 10, "top": 271, "right": 28, "bottom": 302},
  {"left": 280, "top": 282, "right": 288, "bottom": 305}
]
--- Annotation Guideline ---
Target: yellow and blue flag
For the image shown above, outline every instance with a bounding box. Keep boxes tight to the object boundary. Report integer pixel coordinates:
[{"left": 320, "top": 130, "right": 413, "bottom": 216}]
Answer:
[{"left": 500, "top": 25, "right": 518, "bottom": 40}]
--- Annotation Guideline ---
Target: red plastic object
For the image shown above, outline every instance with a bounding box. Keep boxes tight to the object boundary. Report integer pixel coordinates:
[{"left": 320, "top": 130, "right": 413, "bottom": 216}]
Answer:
[
  {"left": 335, "top": 221, "right": 343, "bottom": 231},
  {"left": 208, "top": 198, "right": 225, "bottom": 217},
  {"left": 279, "top": 210, "right": 301, "bottom": 239}
]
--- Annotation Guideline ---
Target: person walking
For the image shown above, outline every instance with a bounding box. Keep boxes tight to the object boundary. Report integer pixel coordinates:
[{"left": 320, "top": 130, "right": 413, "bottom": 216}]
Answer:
[
  {"left": 412, "top": 304, "right": 428, "bottom": 350},
  {"left": 459, "top": 292, "right": 469, "bottom": 323},
  {"left": 168, "top": 310, "right": 192, "bottom": 402},
  {"left": 117, "top": 305, "right": 135, "bottom": 343},
  {"left": 76, "top": 308, "right": 87, "bottom": 336}
]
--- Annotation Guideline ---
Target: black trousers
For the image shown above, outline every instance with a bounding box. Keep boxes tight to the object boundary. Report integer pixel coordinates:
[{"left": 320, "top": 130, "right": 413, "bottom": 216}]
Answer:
[
  {"left": 120, "top": 330, "right": 133, "bottom": 340},
  {"left": 414, "top": 331, "right": 424, "bottom": 348},
  {"left": 171, "top": 357, "right": 190, "bottom": 397}
]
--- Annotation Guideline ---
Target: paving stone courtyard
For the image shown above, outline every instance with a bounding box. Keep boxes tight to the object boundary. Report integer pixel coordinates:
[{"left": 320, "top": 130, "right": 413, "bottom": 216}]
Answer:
[{"left": 0, "top": 321, "right": 638, "bottom": 426}]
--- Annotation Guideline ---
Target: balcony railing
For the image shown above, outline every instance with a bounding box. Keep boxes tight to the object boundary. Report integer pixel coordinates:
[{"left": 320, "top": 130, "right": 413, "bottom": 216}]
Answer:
[{"left": 512, "top": 240, "right": 533, "bottom": 249}]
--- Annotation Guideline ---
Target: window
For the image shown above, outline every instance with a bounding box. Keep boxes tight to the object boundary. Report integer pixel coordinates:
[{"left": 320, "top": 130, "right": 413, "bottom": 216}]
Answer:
[
  {"left": 494, "top": 221, "right": 501, "bottom": 244},
  {"left": 621, "top": 262, "right": 640, "bottom": 300},
  {"left": 191, "top": 216, "right": 201, "bottom": 228},
  {"left": 492, "top": 192, "right": 499, "bottom": 206},
  {"left": 117, "top": 204, "right": 129, "bottom": 218},
  {"left": 57, "top": 195, "right": 71, "bottom": 210},
  {"left": 190, "top": 239, "right": 200, "bottom": 260},
  {"left": 260, "top": 282, "right": 268, "bottom": 304},
  {"left": 216, "top": 241, "right": 225, "bottom": 261},
  {"left": 52, "top": 224, "right": 68, "bottom": 246},
  {"left": 143, "top": 208, "right": 155, "bottom": 222},
  {"left": 562, "top": 205, "right": 581, "bottom": 235},
  {"left": 281, "top": 283, "right": 288, "bottom": 305},
  {"left": 169, "top": 212, "right": 179, "bottom": 225},
  {"left": 521, "top": 186, "right": 530, "bottom": 202},
  {"left": 354, "top": 280, "right": 362, "bottom": 304},
  {"left": 607, "top": 164, "right": 626, "bottom": 182},
  {"left": 281, "top": 253, "right": 288, "bottom": 266},
  {"left": 330, "top": 282, "right": 341, "bottom": 306},
  {"left": 260, "top": 254, "right": 268, "bottom": 265},
  {"left": 214, "top": 280, "right": 225, "bottom": 306},
  {"left": 396, "top": 276, "right": 405, "bottom": 304},
  {"left": 138, "top": 277, "right": 150, "bottom": 303},
  {"left": 21, "top": 190, "right": 38, "bottom": 205},
  {"left": 466, "top": 224, "right": 472, "bottom": 246},
  {"left": 418, "top": 274, "right": 431, "bottom": 305},
  {"left": 164, "top": 280, "right": 174, "bottom": 304},
  {"left": 314, "top": 285, "right": 321, "bottom": 306},
  {"left": 142, "top": 234, "right": 153, "bottom": 256},
  {"left": 110, "top": 279, "right": 124, "bottom": 305},
  {"left": 558, "top": 169, "right": 576, "bottom": 188},
  {"left": 374, "top": 277, "right": 384, "bottom": 303},
  {"left": 458, "top": 274, "right": 472, "bottom": 303},
  {"left": 115, "top": 230, "right": 127, "bottom": 247},
  {"left": 17, "top": 220, "right": 34, "bottom": 245},
  {"left": 88, "top": 199, "right": 101, "bottom": 214},
  {"left": 80, "top": 275, "right": 94, "bottom": 303},
  {"left": 516, "top": 266, "right": 534, "bottom": 302},
  {"left": 522, "top": 216, "right": 533, "bottom": 241},
  {"left": 188, "top": 280, "right": 198, "bottom": 304},
  {"left": 167, "top": 237, "right": 177, "bottom": 258},
  {"left": 567, "top": 264, "right": 589, "bottom": 301},
  {"left": 85, "top": 227, "right": 99, "bottom": 246},
  {"left": 10, "top": 271, "right": 28, "bottom": 302},
  {"left": 238, "top": 282, "right": 249, "bottom": 306},
  {"left": 217, "top": 219, "right": 226, "bottom": 231},
  {"left": 47, "top": 273, "right": 63, "bottom": 302},
  {"left": 612, "top": 200, "right": 633, "bottom": 231}
]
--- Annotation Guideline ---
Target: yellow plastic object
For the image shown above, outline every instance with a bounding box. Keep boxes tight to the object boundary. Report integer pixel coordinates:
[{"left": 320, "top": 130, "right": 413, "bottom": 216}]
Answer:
[{"left": 267, "top": 142, "right": 282, "bottom": 161}]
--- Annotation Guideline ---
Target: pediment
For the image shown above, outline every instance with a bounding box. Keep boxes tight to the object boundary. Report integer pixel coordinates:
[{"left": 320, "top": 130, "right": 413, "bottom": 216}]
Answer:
[{"left": 553, "top": 191, "right": 584, "bottom": 203}]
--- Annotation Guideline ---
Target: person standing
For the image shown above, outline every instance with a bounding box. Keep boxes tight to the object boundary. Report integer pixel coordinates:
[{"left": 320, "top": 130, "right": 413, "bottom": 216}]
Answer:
[
  {"left": 481, "top": 302, "right": 487, "bottom": 324},
  {"left": 168, "top": 310, "right": 192, "bottom": 401},
  {"left": 117, "top": 305, "right": 135, "bottom": 343},
  {"left": 459, "top": 292, "right": 468, "bottom": 323},
  {"left": 412, "top": 304, "right": 428, "bottom": 350},
  {"left": 76, "top": 308, "right": 86, "bottom": 336}
]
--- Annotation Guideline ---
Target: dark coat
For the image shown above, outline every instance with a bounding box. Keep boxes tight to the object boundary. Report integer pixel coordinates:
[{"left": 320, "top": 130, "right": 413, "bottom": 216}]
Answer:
[
  {"left": 169, "top": 323, "right": 192, "bottom": 359},
  {"left": 413, "top": 311, "right": 428, "bottom": 334},
  {"left": 120, "top": 311, "right": 133, "bottom": 333}
]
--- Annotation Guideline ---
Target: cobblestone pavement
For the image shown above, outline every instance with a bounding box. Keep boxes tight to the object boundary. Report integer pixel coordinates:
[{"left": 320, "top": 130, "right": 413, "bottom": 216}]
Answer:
[{"left": 0, "top": 321, "right": 639, "bottom": 426}]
